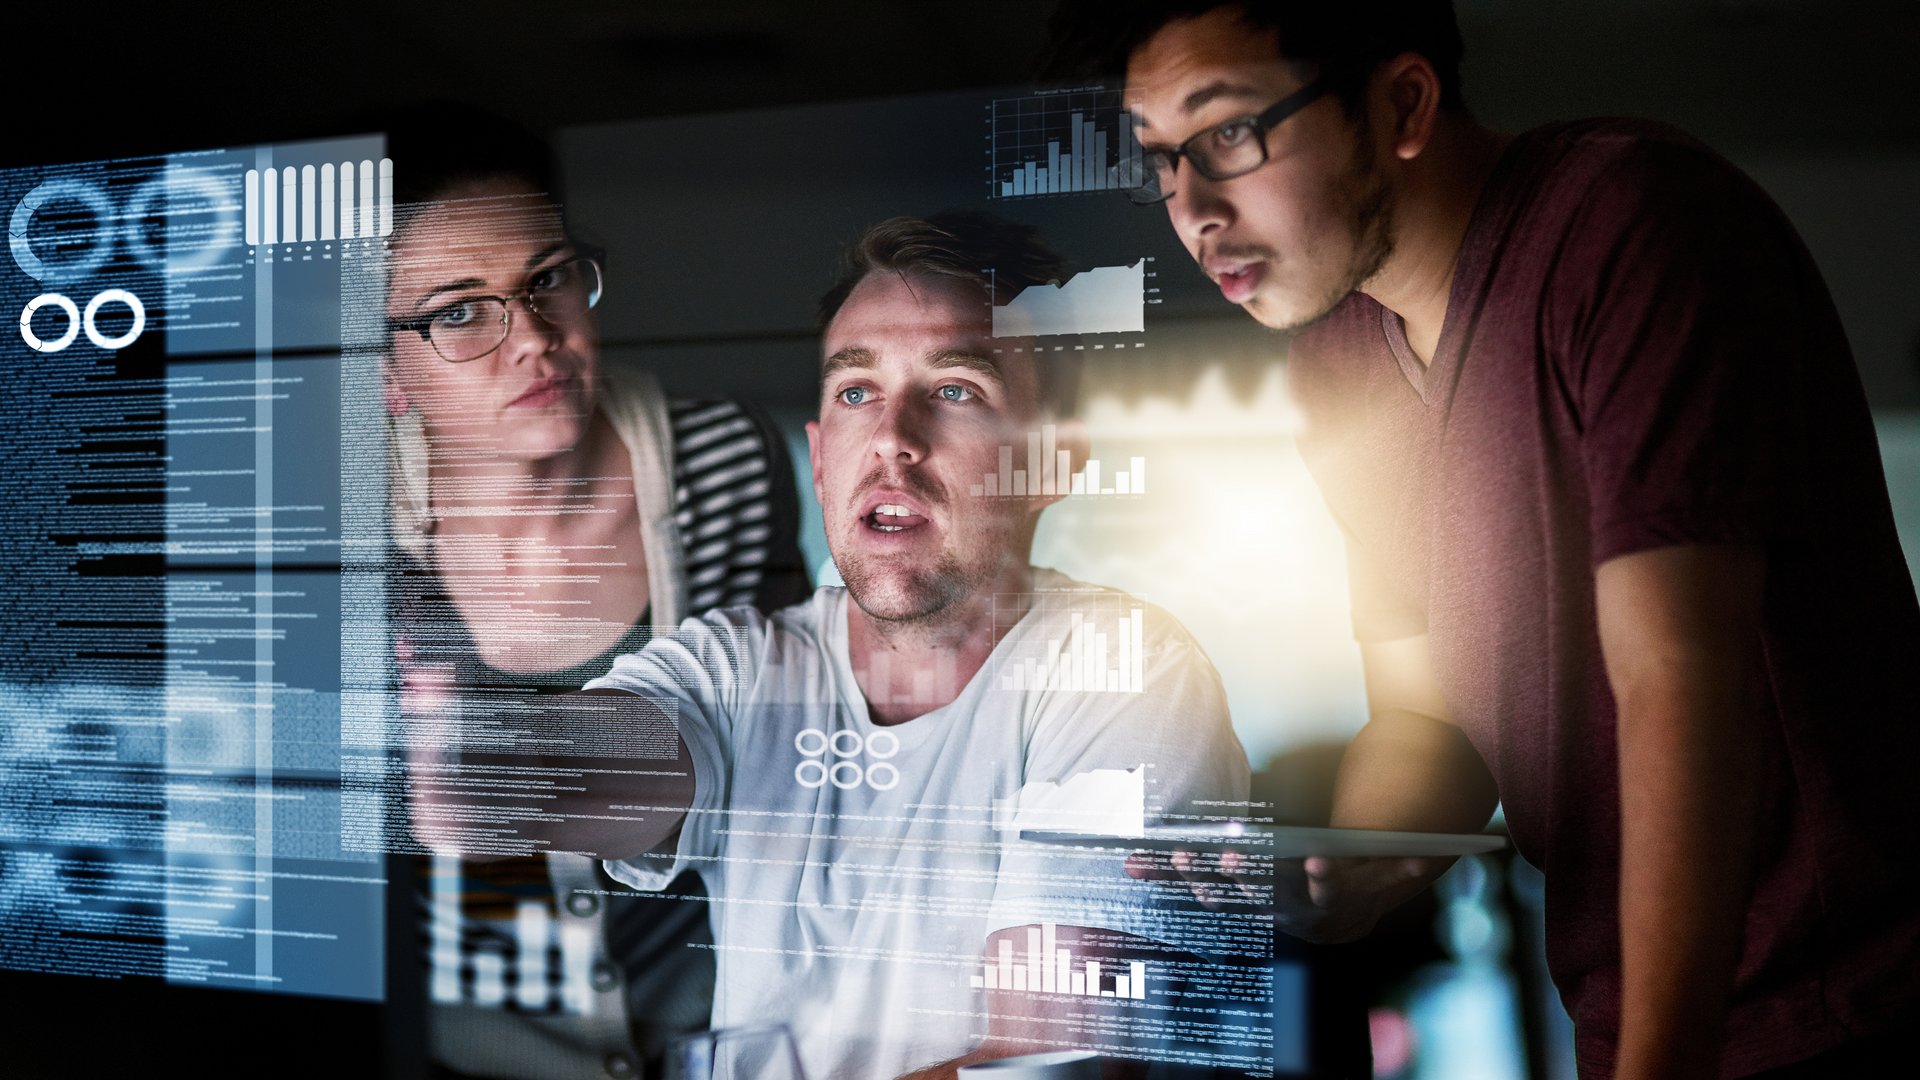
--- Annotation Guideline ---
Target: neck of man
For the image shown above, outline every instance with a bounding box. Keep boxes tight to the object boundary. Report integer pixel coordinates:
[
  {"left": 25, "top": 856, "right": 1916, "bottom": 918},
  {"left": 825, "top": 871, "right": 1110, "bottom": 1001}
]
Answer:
[
  {"left": 1360, "top": 114, "right": 1513, "bottom": 367},
  {"left": 846, "top": 553, "right": 1035, "bottom": 726}
]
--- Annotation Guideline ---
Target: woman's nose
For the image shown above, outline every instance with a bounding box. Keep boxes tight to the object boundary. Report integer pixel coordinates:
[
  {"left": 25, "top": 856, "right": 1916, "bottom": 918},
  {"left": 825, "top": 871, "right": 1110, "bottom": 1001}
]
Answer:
[{"left": 497, "top": 297, "right": 560, "bottom": 363}]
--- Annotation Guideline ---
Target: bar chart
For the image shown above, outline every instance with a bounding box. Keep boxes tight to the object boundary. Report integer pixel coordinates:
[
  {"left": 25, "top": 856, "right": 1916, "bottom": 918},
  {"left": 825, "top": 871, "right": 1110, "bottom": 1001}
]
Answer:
[
  {"left": 970, "top": 923, "right": 1149, "bottom": 999},
  {"left": 244, "top": 158, "right": 393, "bottom": 246},
  {"left": 993, "top": 262, "right": 1145, "bottom": 338},
  {"left": 970, "top": 424, "right": 1146, "bottom": 499},
  {"left": 428, "top": 853, "right": 595, "bottom": 1014},
  {"left": 989, "top": 88, "right": 1146, "bottom": 199},
  {"left": 992, "top": 591, "right": 1146, "bottom": 695}
]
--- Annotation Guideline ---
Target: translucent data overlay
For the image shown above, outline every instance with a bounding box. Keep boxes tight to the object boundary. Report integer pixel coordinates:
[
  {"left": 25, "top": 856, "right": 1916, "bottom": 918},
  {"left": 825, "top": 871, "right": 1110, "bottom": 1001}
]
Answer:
[{"left": 1, "top": 135, "right": 388, "bottom": 999}]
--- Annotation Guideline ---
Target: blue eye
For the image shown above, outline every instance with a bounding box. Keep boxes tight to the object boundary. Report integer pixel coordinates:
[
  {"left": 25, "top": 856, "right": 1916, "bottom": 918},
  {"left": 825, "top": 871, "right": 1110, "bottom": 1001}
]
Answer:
[
  {"left": 938, "top": 385, "right": 973, "bottom": 402},
  {"left": 434, "top": 300, "right": 481, "bottom": 329},
  {"left": 839, "top": 387, "right": 871, "bottom": 405}
]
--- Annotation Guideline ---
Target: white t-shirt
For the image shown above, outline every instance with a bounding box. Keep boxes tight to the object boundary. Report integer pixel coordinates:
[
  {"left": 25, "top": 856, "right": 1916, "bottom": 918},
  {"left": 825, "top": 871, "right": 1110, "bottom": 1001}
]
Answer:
[{"left": 588, "top": 569, "right": 1250, "bottom": 1080}]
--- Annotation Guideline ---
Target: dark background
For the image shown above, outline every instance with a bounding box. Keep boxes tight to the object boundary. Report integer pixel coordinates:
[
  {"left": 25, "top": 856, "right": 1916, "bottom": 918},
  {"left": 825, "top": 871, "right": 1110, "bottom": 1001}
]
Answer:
[
  {"left": 7, "top": 0, "right": 1920, "bottom": 407},
  {"left": 1, "top": 3, "right": 1916, "bottom": 1079}
]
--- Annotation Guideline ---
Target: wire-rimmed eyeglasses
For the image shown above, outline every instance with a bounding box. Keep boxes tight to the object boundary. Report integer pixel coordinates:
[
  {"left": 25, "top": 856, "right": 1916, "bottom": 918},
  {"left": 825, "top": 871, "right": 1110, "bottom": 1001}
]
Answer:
[
  {"left": 390, "top": 254, "right": 604, "bottom": 363},
  {"left": 1128, "top": 76, "right": 1333, "bottom": 206}
]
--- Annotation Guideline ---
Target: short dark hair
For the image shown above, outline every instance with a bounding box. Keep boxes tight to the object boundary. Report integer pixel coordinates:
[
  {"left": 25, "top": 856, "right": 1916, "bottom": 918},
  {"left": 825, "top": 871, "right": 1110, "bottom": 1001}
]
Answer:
[
  {"left": 1041, "top": 0, "right": 1468, "bottom": 117},
  {"left": 818, "top": 211, "right": 1083, "bottom": 418}
]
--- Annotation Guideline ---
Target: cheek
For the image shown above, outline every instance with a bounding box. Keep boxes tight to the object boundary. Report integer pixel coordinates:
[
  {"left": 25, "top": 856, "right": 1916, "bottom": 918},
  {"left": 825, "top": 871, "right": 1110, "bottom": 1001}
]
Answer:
[
  {"left": 557, "top": 330, "right": 601, "bottom": 374},
  {"left": 389, "top": 350, "right": 443, "bottom": 404},
  {"left": 394, "top": 355, "right": 496, "bottom": 422},
  {"left": 810, "top": 425, "right": 862, "bottom": 499}
]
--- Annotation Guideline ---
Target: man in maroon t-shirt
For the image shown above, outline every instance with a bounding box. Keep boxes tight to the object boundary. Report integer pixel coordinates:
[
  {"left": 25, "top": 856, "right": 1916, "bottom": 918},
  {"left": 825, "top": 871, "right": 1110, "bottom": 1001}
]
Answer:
[{"left": 1047, "top": 2, "right": 1920, "bottom": 1077}]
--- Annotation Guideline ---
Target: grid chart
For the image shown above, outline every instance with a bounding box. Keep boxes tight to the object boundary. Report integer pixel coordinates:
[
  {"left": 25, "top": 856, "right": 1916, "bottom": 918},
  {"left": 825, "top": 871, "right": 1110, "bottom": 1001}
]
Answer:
[
  {"left": 989, "top": 88, "right": 1145, "bottom": 199},
  {"left": 993, "top": 591, "right": 1146, "bottom": 695},
  {"left": 971, "top": 425, "right": 1145, "bottom": 499},
  {"left": 971, "top": 923, "right": 1149, "bottom": 998}
]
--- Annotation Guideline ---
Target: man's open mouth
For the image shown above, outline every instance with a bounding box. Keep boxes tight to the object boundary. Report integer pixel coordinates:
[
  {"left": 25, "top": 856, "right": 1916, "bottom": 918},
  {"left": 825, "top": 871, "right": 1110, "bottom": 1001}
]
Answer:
[{"left": 865, "top": 503, "right": 929, "bottom": 532}]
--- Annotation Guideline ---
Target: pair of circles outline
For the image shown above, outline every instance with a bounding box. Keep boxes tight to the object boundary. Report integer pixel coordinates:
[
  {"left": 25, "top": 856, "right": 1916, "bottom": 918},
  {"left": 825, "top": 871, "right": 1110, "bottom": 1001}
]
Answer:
[
  {"left": 10, "top": 173, "right": 239, "bottom": 284},
  {"left": 20, "top": 290, "right": 146, "bottom": 352}
]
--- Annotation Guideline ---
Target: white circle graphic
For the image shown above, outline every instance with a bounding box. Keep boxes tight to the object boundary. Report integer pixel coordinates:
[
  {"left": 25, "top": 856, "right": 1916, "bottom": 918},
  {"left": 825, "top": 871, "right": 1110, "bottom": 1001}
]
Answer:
[
  {"left": 795, "top": 760, "right": 828, "bottom": 788},
  {"left": 20, "top": 293, "right": 80, "bottom": 353},
  {"left": 864, "top": 730, "right": 900, "bottom": 759},
  {"left": 829, "top": 761, "right": 865, "bottom": 789},
  {"left": 83, "top": 289, "right": 145, "bottom": 350},
  {"left": 864, "top": 762, "right": 900, "bottom": 791},
  {"left": 10, "top": 179, "right": 115, "bottom": 284},
  {"left": 830, "top": 730, "right": 864, "bottom": 758},
  {"left": 794, "top": 728, "right": 828, "bottom": 757}
]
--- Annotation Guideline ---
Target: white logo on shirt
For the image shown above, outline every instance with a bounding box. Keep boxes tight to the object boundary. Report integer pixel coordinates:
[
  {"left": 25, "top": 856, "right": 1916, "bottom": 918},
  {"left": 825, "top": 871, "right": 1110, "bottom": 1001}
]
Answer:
[{"left": 794, "top": 727, "right": 899, "bottom": 791}]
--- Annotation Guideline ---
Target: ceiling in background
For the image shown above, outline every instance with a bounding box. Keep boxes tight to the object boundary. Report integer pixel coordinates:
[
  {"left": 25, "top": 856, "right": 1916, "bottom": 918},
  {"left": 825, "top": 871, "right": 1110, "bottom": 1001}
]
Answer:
[
  {"left": 7, "top": 0, "right": 1917, "bottom": 166},
  {"left": 7, "top": 1, "right": 1914, "bottom": 404}
]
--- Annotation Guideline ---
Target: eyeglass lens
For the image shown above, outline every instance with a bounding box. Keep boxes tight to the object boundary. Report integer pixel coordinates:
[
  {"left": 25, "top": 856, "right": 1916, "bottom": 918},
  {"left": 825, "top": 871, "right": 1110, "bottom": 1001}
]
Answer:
[
  {"left": 429, "top": 259, "right": 601, "bottom": 363},
  {"left": 1130, "top": 121, "right": 1272, "bottom": 206}
]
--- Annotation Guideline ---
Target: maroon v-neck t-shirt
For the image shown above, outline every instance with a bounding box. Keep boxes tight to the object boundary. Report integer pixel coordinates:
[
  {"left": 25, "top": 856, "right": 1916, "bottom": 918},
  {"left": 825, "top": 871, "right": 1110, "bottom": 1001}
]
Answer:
[{"left": 1287, "top": 119, "right": 1920, "bottom": 1077}]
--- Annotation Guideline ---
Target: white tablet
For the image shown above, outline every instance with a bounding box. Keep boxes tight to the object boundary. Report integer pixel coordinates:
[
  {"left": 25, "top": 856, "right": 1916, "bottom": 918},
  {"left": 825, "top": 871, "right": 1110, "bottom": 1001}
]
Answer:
[{"left": 1019, "top": 823, "right": 1507, "bottom": 857}]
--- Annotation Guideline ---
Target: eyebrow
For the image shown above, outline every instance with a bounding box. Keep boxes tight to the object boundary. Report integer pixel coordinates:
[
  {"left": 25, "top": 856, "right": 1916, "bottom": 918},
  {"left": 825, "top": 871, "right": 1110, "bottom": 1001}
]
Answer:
[
  {"left": 525, "top": 242, "right": 568, "bottom": 271},
  {"left": 409, "top": 243, "right": 574, "bottom": 312},
  {"left": 926, "top": 350, "right": 1004, "bottom": 385},
  {"left": 822, "top": 346, "right": 876, "bottom": 380},
  {"left": 1169, "top": 80, "right": 1270, "bottom": 120},
  {"left": 819, "top": 347, "right": 1006, "bottom": 385}
]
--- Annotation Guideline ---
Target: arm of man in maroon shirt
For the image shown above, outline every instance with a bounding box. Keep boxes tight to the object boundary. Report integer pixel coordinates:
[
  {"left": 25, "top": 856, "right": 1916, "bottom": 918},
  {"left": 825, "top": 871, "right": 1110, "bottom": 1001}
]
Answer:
[
  {"left": 1597, "top": 544, "right": 1767, "bottom": 1079},
  {"left": 1144, "top": 544, "right": 1770, "bottom": 1079},
  {"left": 1302, "top": 545, "right": 1767, "bottom": 1080}
]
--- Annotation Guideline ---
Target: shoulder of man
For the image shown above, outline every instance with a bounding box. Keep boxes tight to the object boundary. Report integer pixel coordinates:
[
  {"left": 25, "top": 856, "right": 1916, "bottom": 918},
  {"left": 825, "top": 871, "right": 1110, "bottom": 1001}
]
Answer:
[
  {"left": 1502, "top": 117, "right": 1794, "bottom": 256},
  {"left": 587, "top": 588, "right": 837, "bottom": 707}
]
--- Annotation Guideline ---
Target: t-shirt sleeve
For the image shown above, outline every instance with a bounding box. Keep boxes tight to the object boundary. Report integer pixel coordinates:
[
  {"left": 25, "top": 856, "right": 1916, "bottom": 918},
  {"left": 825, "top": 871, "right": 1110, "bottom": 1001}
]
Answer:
[
  {"left": 984, "top": 604, "right": 1251, "bottom": 951},
  {"left": 588, "top": 611, "right": 758, "bottom": 892},
  {"left": 1555, "top": 136, "right": 1831, "bottom": 565}
]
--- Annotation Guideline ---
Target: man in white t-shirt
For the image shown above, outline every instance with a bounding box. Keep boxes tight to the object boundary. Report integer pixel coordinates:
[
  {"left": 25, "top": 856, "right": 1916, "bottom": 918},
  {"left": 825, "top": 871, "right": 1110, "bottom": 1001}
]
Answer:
[{"left": 415, "top": 212, "right": 1252, "bottom": 1080}]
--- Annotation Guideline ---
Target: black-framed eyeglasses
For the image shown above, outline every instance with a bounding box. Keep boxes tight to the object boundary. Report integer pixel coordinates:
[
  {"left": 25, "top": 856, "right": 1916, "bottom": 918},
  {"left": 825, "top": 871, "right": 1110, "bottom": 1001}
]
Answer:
[
  {"left": 390, "top": 253, "right": 604, "bottom": 363},
  {"left": 1128, "top": 76, "right": 1333, "bottom": 206}
]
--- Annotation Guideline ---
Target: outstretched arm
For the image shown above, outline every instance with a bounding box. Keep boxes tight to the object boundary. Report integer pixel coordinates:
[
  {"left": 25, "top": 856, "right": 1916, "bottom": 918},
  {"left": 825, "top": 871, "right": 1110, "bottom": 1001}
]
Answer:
[
  {"left": 1600, "top": 544, "right": 1766, "bottom": 1080},
  {"left": 406, "top": 687, "right": 695, "bottom": 861}
]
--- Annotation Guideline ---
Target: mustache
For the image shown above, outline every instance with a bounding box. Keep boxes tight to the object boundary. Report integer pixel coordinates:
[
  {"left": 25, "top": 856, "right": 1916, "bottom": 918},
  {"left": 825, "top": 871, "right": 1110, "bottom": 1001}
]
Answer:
[
  {"left": 1209, "top": 241, "right": 1279, "bottom": 263},
  {"left": 849, "top": 464, "right": 948, "bottom": 512}
]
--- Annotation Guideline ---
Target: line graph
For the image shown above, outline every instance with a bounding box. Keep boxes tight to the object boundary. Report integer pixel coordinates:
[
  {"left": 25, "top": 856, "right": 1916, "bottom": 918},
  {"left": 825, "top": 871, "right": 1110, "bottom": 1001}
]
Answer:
[{"left": 994, "top": 262, "right": 1145, "bottom": 337}]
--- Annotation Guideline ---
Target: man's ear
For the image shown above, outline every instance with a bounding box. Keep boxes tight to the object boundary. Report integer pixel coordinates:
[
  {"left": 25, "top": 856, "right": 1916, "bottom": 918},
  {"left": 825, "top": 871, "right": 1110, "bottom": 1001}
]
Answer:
[
  {"left": 1378, "top": 50, "right": 1443, "bottom": 162},
  {"left": 1031, "top": 416, "right": 1091, "bottom": 514},
  {"left": 805, "top": 420, "right": 827, "bottom": 509}
]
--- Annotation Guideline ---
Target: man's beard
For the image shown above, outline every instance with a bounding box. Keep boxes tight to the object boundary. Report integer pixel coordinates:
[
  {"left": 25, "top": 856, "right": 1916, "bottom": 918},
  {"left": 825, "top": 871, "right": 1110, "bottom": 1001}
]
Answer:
[
  {"left": 1331, "top": 116, "right": 1397, "bottom": 302},
  {"left": 839, "top": 546, "right": 985, "bottom": 629},
  {"left": 832, "top": 466, "right": 1010, "bottom": 632},
  {"left": 1257, "top": 111, "right": 1399, "bottom": 334}
]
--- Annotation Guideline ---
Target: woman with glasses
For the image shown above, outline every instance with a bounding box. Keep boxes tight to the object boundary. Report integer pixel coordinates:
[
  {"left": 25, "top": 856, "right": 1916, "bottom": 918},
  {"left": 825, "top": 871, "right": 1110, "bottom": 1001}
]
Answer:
[{"left": 380, "top": 111, "right": 809, "bottom": 1080}]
